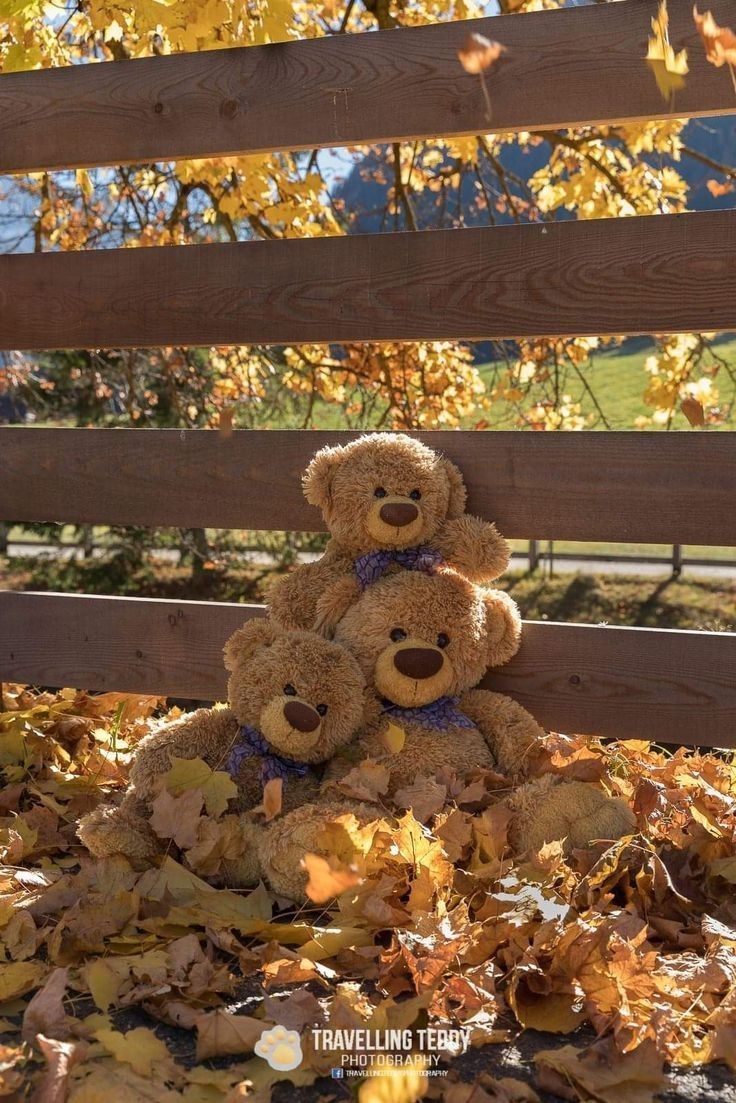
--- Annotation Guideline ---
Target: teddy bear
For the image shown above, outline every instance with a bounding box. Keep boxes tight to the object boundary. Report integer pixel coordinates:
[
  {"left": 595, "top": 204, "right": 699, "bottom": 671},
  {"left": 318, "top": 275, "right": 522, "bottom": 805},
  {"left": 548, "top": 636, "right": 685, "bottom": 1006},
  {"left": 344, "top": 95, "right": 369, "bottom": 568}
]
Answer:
[
  {"left": 268, "top": 433, "right": 510, "bottom": 635},
  {"left": 77, "top": 619, "right": 367, "bottom": 878},
  {"left": 254, "top": 569, "right": 636, "bottom": 901}
]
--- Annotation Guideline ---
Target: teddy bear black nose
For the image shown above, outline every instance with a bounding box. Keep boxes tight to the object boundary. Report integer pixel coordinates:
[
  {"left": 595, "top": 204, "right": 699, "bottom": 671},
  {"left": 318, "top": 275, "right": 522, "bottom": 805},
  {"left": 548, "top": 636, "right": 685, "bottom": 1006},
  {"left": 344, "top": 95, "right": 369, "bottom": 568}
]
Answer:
[
  {"left": 393, "top": 647, "right": 444, "bottom": 680},
  {"left": 283, "top": 700, "right": 321, "bottom": 733},
  {"left": 379, "top": 501, "right": 419, "bottom": 527}
]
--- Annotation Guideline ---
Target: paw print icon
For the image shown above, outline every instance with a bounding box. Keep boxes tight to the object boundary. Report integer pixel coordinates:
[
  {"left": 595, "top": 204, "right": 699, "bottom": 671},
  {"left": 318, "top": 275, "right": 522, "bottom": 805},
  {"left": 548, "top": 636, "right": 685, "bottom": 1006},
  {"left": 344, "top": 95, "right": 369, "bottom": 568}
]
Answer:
[{"left": 255, "top": 1025, "right": 303, "bottom": 1071}]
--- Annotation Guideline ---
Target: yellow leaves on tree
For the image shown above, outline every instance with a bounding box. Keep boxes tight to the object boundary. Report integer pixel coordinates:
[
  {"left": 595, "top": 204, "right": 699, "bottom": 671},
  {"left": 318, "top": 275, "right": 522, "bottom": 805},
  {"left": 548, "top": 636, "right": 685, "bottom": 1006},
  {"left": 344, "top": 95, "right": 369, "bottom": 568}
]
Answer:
[{"left": 646, "top": 0, "right": 689, "bottom": 103}]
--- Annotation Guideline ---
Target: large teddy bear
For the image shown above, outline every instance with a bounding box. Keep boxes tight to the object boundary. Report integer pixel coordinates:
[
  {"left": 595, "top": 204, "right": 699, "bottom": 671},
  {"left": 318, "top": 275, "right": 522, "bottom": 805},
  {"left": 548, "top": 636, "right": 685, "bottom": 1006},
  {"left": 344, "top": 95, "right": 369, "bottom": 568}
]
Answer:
[
  {"left": 256, "top": 569, "right": 636, "bottom": 901},
  {"left": 268, "top": 433, "right": 510, "bottom": 634},
  {"left": 78, "top": 620, "right": 366, "bottom": 876}
]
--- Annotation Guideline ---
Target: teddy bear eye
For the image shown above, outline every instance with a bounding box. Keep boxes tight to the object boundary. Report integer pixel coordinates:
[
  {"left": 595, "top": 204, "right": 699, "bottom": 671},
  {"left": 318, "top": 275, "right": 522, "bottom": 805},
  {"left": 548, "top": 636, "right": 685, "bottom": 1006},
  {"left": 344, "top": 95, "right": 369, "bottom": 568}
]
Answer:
[
  {"left": 437, "top": 633, "right": 450, "bottom": 649},
  {"left": 316, "top": 703, "right": 328, "bottom": 717},
  {"left": 374, "top": 486, "right": 388, "bottom": 498},
  {"left": 409, "top": 489, "right": 422, "bottom": 501},
  {"left": 390, "top": 628, "right": 407, "bottom": 642},
  {"left": 283, "top": 684, "right": 297, "bottom": 696}
]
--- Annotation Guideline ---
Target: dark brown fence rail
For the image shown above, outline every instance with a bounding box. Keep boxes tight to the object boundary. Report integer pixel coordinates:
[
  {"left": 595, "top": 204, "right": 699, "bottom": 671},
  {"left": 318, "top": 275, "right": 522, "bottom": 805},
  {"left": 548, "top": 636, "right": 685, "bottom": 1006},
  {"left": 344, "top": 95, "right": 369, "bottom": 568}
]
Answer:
[
  {"left": 0, "top": 0, "right": 735, "bottom": 173},
  {"left": 1, "top": 591, "right": 734, "bottom": 747},
  {"left": 3, "top": 210, "right": 736, "bottom": 351},
  {"left": 3, "top": 428, "right": 736, "bottom": 547}
]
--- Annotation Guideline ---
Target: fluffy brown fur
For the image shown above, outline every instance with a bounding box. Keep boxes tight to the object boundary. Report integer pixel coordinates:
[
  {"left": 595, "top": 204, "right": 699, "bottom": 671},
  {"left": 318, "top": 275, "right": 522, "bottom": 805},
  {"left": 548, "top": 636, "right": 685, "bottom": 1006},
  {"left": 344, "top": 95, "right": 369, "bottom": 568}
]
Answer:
[
  {"left": 78, "top": 621, "right": 366, "bottom": 865},
  {"left": 268, "top": 434, "right": 509, "bottom": 633},
  {"left": 257, "top": 570, "right": 634, "bottom": 900}
]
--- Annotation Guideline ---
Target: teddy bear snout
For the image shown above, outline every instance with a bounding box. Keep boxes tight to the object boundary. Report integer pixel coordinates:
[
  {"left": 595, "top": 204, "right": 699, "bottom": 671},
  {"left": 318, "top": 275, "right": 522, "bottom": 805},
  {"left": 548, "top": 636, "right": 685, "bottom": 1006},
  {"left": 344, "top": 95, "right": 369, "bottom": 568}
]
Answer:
[
  {"left": 283, "top": 699, "right": 321, "bottom": 733},
  {"left": 393, "top": 646, "right": 444, "bottom": 680},
  {"left": 379, "top": 501, "right": 419, "bottom": 528}
]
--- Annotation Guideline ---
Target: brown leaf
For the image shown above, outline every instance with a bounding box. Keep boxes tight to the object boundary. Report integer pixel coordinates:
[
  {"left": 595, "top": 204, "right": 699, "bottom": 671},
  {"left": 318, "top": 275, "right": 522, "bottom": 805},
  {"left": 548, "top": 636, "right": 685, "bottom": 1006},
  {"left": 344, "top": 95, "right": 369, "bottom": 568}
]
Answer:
[
  {"left": 338, "top": 760, "right": 390, "bottom": 802},
  {"left": 31, "top": 1035, "right": 87, "bottom": 1103},
  {"left": 22, "top": 968, "right": 70, "bottom": 1045},
  {"left": 149, "top": 786, "right": 204, "bottom": 848},
  {"left": 195, "top": 1010, "right": 265, "bottom": 1061},
  {"left": 535, "top": 1039, "right": 669, "bottom": 1103},
  {"left": 263, "top": 777, "right": 283, "bottom": 821},
  {"left": 457, "top": 32, "right": 504, "bottom": 74},
  {"left": 218, "top": 407, "right": 234, "bottom": 438},
  {"left": 681, "top": 395, "right": 706, "bottom": 427},
  {"left": 393, "top": 778, "right": 447, "bottom": 824},
  {"left": 693, "top": 6, "right": 736, "bottom": 68},
  {"left": 303, "top": 852, "right": 362, "bottom": 904}
]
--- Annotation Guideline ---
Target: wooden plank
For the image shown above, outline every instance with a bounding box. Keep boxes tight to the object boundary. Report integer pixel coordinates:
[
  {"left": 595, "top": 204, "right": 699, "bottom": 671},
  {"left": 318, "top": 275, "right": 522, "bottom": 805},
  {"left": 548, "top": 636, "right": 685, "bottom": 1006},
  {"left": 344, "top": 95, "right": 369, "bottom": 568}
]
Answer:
[
  {"left": 3, "top": 209, "right": 736, "bottom": 351},
  {"left": 1, "top": 0, "right": 735, "bottom": 173},
  {"left": 2, "top": 428, "right": 736, "bottom": 547},
  {"left": 1, "top": 591, "right": 734, "bottom": 747}
]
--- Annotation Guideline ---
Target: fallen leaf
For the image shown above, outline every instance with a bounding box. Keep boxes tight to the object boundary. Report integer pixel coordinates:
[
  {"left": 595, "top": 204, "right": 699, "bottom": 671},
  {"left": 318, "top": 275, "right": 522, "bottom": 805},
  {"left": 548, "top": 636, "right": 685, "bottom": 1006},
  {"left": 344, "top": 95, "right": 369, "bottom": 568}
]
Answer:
[
  {"left": 22, "top": 968, "right": 70, "bottom": 1044},
  {"left": 338, "top": 760, "right": 390, "bottom": 802},
  {"left": 535, "top": 1039, "right": 668, "bottom": 1103},
  {"left": 0, "top": 961, "right": 47, "bottom": 1001},
  {"left": 262, "top": 777, "right": 282, "bottom": 821},
  {"left": 32, "top": 1035, "right": 87, "bottom": 1103},
  {"left": 195, "top": 1010, "right": 264, "bottom": 1061},
  {"left": 378, "top": 722, "right": 406, "bottom": 754},
  {"left": 93, "top": 1027, "right": 173, "bottom": 1078},
  {"left": 303, "top": 853, "right": 361, "bottom": 904}
]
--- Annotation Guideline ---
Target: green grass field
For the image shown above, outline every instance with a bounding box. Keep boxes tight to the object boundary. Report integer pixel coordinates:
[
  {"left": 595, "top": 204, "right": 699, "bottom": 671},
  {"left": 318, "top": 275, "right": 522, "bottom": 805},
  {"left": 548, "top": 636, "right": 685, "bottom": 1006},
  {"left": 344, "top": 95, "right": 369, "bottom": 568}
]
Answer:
[{"left": 477, "top": 334, "right": 736, "bottom": 431}]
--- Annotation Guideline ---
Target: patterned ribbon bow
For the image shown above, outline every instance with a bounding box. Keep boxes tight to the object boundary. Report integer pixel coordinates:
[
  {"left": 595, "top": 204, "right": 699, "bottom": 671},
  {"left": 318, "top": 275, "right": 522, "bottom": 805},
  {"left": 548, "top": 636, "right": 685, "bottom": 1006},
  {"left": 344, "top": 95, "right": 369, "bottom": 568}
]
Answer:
[
  {"left": 354, "top": 545, "right": 444, "bottom": 589},
  {"left": 382, "top": 696, "right": 477, "bottom": 732},
  {"left": 227, "top": 725, "right": 313, "bottom": 785}
]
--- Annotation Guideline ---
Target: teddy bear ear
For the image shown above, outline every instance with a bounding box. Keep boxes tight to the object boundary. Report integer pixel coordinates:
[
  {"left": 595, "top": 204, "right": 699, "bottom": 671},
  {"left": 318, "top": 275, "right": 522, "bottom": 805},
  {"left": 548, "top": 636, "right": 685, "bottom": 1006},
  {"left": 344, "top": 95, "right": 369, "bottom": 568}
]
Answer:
[
  {"left": 302, "top": 444, "right": 345, "bottom": 512},
  {"left": 223, "top": 618, "right": 279, "bottom": 671},
  {"left": 439, "top": 456, "right": 468, "bottom": 519},
  {"left": 483, "top": 589, "right": 522, "bottom": 668}
]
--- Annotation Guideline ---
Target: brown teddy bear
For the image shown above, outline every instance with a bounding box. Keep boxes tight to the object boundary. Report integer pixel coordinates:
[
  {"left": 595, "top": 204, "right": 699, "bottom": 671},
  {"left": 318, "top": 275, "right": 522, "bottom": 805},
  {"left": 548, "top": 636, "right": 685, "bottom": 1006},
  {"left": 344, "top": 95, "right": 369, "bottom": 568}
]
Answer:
[
  {"left": 78, "top": 620, "right": 366, "bottom": 878},
  {"left": 268, "top": 433, "right": 510, "bottom": 634},
  {"left": 255, "top": 569, "right": 636, "bottom": 901}
]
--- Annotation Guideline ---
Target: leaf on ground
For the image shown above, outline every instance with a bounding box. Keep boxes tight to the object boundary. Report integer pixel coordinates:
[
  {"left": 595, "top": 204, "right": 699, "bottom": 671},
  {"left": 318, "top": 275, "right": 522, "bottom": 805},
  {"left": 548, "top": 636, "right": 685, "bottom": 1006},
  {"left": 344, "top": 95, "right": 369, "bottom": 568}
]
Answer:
[
  {"left": 0, "top": 960, "right": 47, "bottom": 1001},
  {"left": 393, "top": 778, "right": 447, "bottom": 823},
  {"left": 33, "top": 1035, "right": 88, "bottom": 1103},
  {"left": 262, "top": 777, "right": 283, "bottom": 821},
  {"left": 22, "top": 967, "right": 70, "bottom": 1044},
  {"left": 162, "top": 756, "right": 237, "bottom": 817},
  {"left": 359, "top": 1064, "right": 427, "bottom": 1103},
  {"left": 534, "top": 1039, "right": 669, "bottom": 1103},
  {"left": 194, "top": 1010, "right": 265, "bottom": 1061},
  {"left": 93, "top": 1027, "right": 174, "bottom": 1079},
  {"left": 337, "top": 760, "right": 390, "bottom": 802}
]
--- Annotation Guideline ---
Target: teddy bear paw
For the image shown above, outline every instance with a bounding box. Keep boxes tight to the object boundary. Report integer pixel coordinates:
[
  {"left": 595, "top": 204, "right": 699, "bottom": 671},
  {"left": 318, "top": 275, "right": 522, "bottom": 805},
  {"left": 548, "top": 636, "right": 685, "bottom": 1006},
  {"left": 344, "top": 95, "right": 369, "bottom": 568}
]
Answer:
[{"left": 255, "top": 1026, "right": 303, "bottom": 1071}]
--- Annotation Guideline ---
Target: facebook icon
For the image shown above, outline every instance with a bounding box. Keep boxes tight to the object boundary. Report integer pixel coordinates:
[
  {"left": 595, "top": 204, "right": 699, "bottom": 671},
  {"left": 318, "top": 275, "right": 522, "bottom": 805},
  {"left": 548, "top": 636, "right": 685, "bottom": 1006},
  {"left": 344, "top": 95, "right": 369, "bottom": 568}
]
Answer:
[{"left": 331, "top": 1068, "right": 344, "bottom": 1079}]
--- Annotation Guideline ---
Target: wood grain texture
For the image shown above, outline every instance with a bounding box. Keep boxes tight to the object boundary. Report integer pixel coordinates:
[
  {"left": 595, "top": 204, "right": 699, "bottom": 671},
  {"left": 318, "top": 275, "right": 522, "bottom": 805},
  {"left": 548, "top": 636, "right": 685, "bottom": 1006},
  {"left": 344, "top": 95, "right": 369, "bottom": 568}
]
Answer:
[
  {"left": 1, "top": 0, "right": 735, "bottom": 173},
  {"left": 1, "top": 591, "right": 734, "bottom": 747},
  {"left": 3, "top": 428, "right": 736, "bottom": 546},
  {"left": 3, "top": 210, "right": 736, "bottom": 351}
]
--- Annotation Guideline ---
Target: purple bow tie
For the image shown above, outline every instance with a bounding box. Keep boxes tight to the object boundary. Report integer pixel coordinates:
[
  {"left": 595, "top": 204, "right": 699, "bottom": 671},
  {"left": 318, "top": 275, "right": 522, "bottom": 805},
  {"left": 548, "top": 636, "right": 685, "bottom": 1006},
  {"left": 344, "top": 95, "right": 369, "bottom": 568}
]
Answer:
[
  {"left": 354, "top": 545, "right": 444, "bottom": 590},
  {"left": 227, "top": 725, "right": 312, "bottom": 785},
  {"left": 381, "top": 696, "right": 477, "bottom": 732}
]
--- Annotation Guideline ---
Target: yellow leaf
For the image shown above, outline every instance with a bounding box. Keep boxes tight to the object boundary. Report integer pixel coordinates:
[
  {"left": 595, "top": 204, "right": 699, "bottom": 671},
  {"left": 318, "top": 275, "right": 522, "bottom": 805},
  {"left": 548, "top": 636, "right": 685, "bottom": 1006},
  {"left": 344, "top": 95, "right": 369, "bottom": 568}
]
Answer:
[
  {"left": 82, "top": 959, "right": 124, "bottom": 1012},
  {"left": 359, "top": 1065, "right": 428, "bottom": 1103},
  {"left": 303, "top": 853, "right": 361, "bottom": 905},
  {"left": 0, "top": 961, "right": 46, "bottom": 1001},
  {"left": 162, "top": 756, "right": 237, "bottom": 817},
  {"left": 94, "top": 1026, "right": 172, "bottom": 1078},
  {"left": 262, "top": 777, "right": 283, "bottom": 821},
  {"left": 646, "top": 0, "right": 689, "bottom": 101},
  {"left": 378, "top": 722, "right": 406, "bottom": 754}
]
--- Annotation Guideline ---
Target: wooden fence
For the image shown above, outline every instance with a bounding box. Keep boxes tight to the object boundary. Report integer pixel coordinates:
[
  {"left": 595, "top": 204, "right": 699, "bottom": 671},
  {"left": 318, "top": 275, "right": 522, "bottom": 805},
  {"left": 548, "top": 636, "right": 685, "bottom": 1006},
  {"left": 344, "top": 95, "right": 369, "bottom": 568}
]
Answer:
[{"left": 1, "top": 0, "right": 736, "bottom": 749}]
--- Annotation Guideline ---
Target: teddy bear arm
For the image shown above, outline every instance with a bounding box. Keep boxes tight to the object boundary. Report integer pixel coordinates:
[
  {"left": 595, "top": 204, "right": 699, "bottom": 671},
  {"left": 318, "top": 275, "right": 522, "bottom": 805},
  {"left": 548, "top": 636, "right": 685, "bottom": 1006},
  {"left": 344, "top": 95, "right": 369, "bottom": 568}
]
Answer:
[
  {"left": 460, "top": 688, "right": 547, "bottom": 781},
  {"left": 434, "top": 515, "right": 510, "bottom": 583},
  {"left": 268, "top": 555, "right": 354, "bottom": 631},
  {"left": 128, "top": 707, "right": 240, "bottom": 802},
  {"left": 314, "top": 575, "right": 362, "bottom": 637}
]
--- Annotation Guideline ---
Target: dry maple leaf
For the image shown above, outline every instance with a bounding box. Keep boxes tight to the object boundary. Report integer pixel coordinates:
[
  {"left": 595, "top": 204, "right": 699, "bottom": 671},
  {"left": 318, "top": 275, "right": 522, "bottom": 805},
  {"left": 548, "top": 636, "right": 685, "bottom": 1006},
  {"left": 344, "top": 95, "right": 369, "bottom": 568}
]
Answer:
[
  {"left": 646, "top": 0, "right": 689, "bottom": 102},
  {"left": 694, "top": 6, "right": 736, "bottom": 92},
  {"left": 21, "top": 967, "right": 71, "bottom": 1044},
  {"left": 195, "top": 1010, "right": 265, "bottom": 1061},
  {"left": 149, "top": 786, "right": 204, "bottom": 848}
]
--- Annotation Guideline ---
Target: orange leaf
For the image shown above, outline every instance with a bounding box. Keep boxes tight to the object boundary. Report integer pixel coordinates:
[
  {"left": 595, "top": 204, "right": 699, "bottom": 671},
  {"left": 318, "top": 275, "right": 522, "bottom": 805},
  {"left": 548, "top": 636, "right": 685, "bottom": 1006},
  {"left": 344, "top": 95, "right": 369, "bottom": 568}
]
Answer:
[
  {"left": 681, "top": 395, "right": 706, "bottom": 426},
  {"left": 302, "top": 852, "right": 361, "bottom": 904},
  {"left": 263, "top": 776, "right": 283, "bottom": 821},
  {"left": 694, "top": 6, "right": 736, "bottom": 67},
  {"left": 457, "top": 33, "right": 504, "bottom": 74}
]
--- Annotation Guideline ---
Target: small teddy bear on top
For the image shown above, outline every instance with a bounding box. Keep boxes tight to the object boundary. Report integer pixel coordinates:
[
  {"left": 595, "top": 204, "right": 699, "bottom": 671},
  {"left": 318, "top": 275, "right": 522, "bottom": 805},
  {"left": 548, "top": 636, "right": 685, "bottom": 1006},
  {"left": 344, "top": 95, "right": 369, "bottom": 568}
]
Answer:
[
  {"left": 268, "top": 433, "right": 509, "bottom": 635},
  {"left": 78, "top": 619, "right": 366, "bottom": 878}
]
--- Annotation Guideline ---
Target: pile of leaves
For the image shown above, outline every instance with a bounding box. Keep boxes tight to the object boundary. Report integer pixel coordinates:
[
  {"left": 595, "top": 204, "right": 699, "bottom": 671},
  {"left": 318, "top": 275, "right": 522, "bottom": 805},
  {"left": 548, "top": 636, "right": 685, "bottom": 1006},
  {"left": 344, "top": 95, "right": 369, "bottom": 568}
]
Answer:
[{"left": 0, "top": 684, "right": 735, "bottom": 1102}]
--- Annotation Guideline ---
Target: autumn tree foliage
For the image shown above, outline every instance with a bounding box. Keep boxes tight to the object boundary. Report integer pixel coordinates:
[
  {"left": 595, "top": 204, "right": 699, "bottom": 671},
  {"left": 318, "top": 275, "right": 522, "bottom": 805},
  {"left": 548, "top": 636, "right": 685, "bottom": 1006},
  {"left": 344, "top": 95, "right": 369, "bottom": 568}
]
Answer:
[{"left": 1, "top": 0, "right": 736, "bottom": 434}]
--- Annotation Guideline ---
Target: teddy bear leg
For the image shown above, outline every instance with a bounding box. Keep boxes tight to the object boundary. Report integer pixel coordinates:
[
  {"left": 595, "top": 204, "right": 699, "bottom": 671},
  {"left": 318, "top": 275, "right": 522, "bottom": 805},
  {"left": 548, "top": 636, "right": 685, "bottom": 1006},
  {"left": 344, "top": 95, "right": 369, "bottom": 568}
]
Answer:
[
  {"left": 218, "top": 817, "right": 267, "bottom": 889},
  {"left": 508, "top": 777, "right": 636, "bottom": 856},
  {"left": 258, "top": 800, "right": 371, "bottom": 902},
  {"left": 77, "top": 793, "right": 164, "bottom": 866}
]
